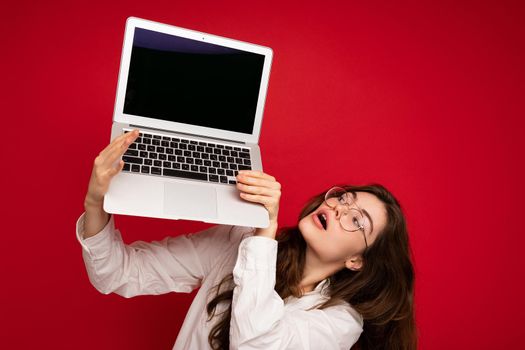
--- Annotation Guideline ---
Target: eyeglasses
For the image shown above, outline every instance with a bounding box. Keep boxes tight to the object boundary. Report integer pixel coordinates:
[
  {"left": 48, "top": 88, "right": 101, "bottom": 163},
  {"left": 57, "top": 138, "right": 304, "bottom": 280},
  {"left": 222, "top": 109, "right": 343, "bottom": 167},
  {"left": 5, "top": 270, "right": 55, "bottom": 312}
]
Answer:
[{"left": 324, "top": 187, "right": 369, "bottom": 251}]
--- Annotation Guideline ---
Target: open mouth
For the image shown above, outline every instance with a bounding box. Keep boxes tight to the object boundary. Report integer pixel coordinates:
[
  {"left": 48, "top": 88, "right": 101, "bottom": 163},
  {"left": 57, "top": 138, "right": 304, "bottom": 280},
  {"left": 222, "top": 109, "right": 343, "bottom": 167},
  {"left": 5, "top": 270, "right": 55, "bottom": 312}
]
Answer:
[{"left": 317, "top": 213, "right": 328, "bottom": 230}]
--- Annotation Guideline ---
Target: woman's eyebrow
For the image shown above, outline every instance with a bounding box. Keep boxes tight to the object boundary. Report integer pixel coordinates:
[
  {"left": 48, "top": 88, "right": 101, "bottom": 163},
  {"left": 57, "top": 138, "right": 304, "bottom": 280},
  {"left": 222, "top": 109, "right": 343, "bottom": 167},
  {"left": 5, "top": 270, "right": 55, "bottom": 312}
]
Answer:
[{"left": 351, "top": 191, "right": 374, "bottom": 235}]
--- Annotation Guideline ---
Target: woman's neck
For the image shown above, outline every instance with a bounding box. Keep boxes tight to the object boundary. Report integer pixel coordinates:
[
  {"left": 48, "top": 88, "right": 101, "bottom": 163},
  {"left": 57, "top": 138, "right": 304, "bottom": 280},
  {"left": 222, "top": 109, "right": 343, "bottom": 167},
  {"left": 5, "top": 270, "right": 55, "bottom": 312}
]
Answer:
[{"left": 299, "top": 247, "right": 344, "bottom": 294}]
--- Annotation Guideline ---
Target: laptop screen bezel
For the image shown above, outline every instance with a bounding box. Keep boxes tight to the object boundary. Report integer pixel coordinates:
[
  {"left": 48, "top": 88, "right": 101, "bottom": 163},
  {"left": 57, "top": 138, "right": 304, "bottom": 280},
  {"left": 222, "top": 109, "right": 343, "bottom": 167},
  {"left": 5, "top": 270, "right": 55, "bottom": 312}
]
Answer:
[{"left": 113, "top": 17, "right": 273, "bottom": 144}]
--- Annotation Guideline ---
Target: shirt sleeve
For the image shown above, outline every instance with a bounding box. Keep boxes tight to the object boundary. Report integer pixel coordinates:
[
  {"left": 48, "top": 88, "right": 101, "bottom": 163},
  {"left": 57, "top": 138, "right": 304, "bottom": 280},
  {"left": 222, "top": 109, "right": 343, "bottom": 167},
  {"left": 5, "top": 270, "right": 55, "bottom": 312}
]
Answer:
[
  {"left": 229, "top": 236, "right": 363, "bottom": 350},
  {"left": 75, "top": 211, "right": 243, "bottom": 298}
]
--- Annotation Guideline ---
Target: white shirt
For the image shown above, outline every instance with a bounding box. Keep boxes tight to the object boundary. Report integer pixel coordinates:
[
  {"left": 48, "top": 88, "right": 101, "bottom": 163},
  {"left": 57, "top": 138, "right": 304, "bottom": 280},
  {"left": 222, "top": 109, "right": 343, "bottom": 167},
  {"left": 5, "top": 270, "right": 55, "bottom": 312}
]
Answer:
[{"left": 76, "top": 212, "right": 363, "bottom": 349}]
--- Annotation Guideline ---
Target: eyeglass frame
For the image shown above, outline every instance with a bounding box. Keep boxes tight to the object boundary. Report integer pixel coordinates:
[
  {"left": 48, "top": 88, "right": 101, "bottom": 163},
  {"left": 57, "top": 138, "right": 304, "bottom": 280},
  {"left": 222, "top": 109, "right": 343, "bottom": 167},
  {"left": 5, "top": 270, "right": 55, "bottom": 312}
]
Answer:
[{"left": 323, "top": 187, "right": 369, "bottom": 252}]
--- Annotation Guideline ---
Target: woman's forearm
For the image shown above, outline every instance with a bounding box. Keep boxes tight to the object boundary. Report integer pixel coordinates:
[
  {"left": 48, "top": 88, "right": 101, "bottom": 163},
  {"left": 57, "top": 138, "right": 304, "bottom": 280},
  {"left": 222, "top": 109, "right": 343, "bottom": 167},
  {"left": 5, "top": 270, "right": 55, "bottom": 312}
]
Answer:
[{"left": 83, "top": 200, "right": 110, "bottom": 239}]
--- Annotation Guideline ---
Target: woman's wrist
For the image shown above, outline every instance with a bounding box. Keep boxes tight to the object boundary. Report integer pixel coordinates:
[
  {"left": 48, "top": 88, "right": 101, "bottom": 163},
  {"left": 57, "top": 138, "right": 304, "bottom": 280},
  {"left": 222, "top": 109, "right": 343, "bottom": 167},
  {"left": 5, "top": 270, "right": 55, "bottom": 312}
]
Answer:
[
  {"left": 254, "top": 220, "right": 278, "bottom": 240},
  {"left": 84, "top": 194, "right": 104, "bottom": 211}
]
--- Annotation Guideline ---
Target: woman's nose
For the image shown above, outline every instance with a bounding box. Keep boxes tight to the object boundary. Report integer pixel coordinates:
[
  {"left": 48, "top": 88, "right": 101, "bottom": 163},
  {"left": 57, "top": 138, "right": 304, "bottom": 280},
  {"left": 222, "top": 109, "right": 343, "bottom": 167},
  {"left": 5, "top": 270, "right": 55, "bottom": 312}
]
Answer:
[{"left": 333, "top": 204, "right": 346, "bottom": 220}]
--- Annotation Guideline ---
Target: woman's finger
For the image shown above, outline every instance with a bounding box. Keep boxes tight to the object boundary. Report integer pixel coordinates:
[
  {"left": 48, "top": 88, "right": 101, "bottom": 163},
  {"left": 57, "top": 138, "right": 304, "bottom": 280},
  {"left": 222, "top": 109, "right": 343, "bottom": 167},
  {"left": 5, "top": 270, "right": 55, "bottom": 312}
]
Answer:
[
  {"left": 236, "top": 182, "right": 280, "bottom": 197},
  {"left": 236, "top": 173, "right": 281, "bottom": 190},
  {"left": 239, "top": 192, "right": 277, "bottom": 206},
  {"left": 237, "top": 170, "right": 276, "bottom": 182},
  {"left": 99, "top": 129, "right": 139, "bottom": 159},
  {"left": 102, "top": 132, "right": 139, "bottom": 167}
]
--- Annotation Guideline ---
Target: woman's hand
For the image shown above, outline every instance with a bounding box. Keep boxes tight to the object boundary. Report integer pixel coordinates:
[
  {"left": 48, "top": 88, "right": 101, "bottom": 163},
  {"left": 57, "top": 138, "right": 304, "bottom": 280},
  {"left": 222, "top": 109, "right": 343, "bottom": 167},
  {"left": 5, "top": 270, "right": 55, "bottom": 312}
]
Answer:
[
  {"left": 84, "top": 129, "right": 140, "bottom": 209},
  {"left": 236, "top": 170, "right": 281, "bottom": 239}
]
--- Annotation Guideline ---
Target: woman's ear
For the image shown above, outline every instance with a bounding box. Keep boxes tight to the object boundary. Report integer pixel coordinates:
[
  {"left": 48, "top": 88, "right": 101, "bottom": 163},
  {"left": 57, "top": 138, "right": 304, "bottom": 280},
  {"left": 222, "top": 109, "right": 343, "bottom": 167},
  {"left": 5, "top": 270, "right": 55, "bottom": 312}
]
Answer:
[{"left": 345, "top": 256, "right": 363, "bottom": 271}]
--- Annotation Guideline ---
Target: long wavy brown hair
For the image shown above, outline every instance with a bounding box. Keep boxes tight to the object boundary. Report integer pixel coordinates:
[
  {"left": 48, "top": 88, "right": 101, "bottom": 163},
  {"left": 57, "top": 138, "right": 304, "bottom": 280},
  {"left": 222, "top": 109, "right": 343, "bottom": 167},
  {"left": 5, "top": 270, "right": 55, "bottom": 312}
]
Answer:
[{"left": 205, "top": 184, "right": 417, "bottom": 350}]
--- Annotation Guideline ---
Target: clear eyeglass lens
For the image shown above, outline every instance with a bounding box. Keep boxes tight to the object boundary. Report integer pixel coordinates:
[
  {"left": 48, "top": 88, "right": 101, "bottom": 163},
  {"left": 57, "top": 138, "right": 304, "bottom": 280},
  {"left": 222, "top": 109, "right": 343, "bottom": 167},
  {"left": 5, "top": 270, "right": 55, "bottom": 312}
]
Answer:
[
  {"left": 325, "top": 187, "right": 350, "bottom": 208},
  {"left": 340, "top": 209, "right": 365, "bottom": 232},
  {"left": 325, "top": 187, "right": 365, "bottom": 232}
]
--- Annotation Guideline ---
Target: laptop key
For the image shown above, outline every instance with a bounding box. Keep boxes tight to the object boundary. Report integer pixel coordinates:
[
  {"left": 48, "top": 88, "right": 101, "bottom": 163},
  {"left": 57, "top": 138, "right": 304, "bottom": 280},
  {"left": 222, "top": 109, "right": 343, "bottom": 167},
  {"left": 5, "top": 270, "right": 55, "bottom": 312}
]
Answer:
[
  {"left": 239, "top": 152, "right": 250, "bottom": 159},
  {"left": 144, "top": 159, "right": 153, "bottom": 165},
  {"left": 164, "top": 168, "right": 208, "bottom": 181},
  {"left": 238, "top": 165, "right": 251, "bottom": 171},
  {"left": 141, "top": 165, "right": 150, "bottom": 174},
  {"left": 154, "top": 160, "right": 162, "bottom": 167},
  {"left": 209, "top": 174, "right": 219, "bottom": 182},
  {"left": 123, "top": 163, "right": 131, "bottom": 171},
  {"left": 220, "top": 176, "right": 227, "bottom": 183},
  {"left": 191, "top": 165, "right": 198, "bottom": 172},
  {"left": 131, "top": 164, "right": 140, "bottom": 172},
  {"left": 244, "top": 159, "right": 251, "bottom": 165},
  {"left": 140, "top": 151, "right": 148, "bottom": 158},
  {"left": 124, "top": 149, "right": 139, "bottom": 157},
  {"left": 151, "top": 167, "right": 162, "bottom": 175},
  {"left": 229, "top": 180, "right": 236, "bottom": 185},
  {"left": 123, "top": 156, "right": 143, "bottom": 164}
]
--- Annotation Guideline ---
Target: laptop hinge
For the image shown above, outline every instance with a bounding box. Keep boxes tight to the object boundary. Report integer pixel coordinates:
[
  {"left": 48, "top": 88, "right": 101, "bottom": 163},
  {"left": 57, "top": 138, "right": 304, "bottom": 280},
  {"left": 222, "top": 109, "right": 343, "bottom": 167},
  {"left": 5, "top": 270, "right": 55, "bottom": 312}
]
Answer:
[{"left": 129, "top": 124, "right": 247, "bottom": 144}]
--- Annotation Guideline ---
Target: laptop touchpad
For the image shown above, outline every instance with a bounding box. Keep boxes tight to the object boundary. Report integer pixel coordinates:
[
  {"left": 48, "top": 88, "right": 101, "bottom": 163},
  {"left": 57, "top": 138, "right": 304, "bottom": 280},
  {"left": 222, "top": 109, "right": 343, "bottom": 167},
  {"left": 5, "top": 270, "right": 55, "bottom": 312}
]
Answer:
[{"left": 163, "top": 182, "right": 218, "bottom": 219}]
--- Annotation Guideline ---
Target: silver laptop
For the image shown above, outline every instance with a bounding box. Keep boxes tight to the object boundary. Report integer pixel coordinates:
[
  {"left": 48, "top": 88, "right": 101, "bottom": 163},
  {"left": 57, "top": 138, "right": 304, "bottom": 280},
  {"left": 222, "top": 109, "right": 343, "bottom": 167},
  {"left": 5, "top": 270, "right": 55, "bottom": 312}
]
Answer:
[{"left": 103, "top": 17, "right": 273, "bottom": 228}]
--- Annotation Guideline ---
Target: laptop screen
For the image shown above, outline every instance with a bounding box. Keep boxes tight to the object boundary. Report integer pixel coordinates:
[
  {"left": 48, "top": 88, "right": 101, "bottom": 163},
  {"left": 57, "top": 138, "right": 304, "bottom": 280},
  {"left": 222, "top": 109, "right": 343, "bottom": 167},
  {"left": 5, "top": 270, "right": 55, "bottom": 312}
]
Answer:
[{"left": 123, "top": 28, "right": 266, "bottom": 135}]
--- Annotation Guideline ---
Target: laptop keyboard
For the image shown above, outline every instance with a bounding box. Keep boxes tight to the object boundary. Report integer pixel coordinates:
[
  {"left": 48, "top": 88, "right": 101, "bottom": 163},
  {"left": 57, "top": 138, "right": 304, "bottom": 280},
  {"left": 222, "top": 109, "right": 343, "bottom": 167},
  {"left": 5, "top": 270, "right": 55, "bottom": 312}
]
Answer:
[{"left": 120, "top": 130, "right": 252, "bottom": 185}]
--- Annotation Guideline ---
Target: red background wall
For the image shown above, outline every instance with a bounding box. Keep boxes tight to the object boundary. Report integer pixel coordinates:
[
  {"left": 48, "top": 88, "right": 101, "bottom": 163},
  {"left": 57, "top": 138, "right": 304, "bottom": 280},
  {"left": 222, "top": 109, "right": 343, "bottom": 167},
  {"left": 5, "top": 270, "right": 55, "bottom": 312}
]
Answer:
[{"left": 2, "top": 0, "right": 524, "bottom": 348}]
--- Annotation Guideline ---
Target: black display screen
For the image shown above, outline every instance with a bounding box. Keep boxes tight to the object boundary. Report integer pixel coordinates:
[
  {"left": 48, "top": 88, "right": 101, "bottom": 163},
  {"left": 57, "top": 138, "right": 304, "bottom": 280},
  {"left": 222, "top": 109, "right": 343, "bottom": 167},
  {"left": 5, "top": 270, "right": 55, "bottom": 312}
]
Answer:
[{"left": 123, "top": 28, "right": 266, "bottom": 134}]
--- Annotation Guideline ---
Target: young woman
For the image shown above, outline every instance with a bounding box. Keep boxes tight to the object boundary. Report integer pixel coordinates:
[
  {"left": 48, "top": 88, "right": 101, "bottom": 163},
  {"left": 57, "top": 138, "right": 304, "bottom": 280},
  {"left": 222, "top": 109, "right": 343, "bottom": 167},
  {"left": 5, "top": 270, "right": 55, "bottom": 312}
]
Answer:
[{"left": 78, "top": 129, "right": 417, "bottom": 349}]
